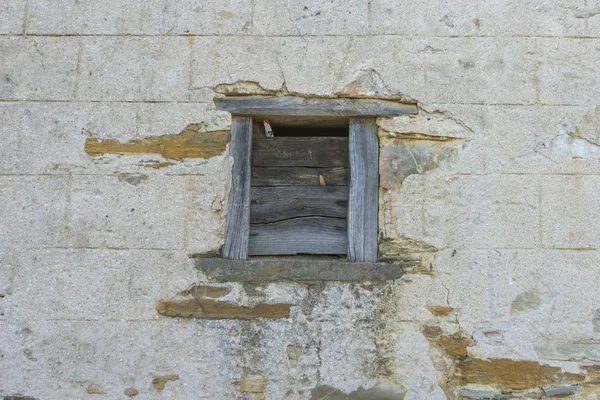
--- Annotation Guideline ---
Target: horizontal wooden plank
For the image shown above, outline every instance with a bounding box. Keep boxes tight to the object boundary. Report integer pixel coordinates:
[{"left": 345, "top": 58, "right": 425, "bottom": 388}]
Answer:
[
  {"left": 215, "top": 96, "right": 418, "bottom": 116},
  {"left": 251, "top": 167, "right": 348, "bottom": 186},
  {"left": 195, "top": 258, "right": 416, "bottom": 282},
  {"left": 248, "top": 217, "right": 347, "bottom": 255},
  {"left": 252, "top": 136, "right": 348, "bottom": 167},
  {"left": 250, "top": 186, "right": 348, "bottom": 223}
]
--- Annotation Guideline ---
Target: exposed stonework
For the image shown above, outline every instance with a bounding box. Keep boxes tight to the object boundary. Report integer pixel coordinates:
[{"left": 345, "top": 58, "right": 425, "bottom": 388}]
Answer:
[
  {"left": 310, "top": 382, "right": 406, "bottom": 399},
  {"left": 454, "top": 359, "right": 585, "bottom": 390},
  {"left": 214, "top": 81, "right": 278, "bottom": 96},
  {"left": 151, "top": 374, "right": 179, "bottom": 391},
  {"left": 183, "top": 284, "right": 231, "bottom": 299},
  {"left": 86, "top": 384, "right": 106, "bottom": 395},
  {"left": 237, "top": 374, "right": 266, "bottom": 393},
  {"left": 426, "top": 306, "right": 453, "bottom": 317},
  {"left": 286, "top": 345, "right": 301, "bottom": 369},
  {"left": 85, "top": 124, "right": 230, "bottom": 159},
  {"left": 123, "top": 388, "right": 139, "bottom": 397},
  {"left": 337, "top": 69, "right": 404, "bottom": 101},
  {"left": 156, "top": 298, "right": 292, "bottom": 319},
  {"left": 422, "top": 325, "right": 473, "bottom": 359}
]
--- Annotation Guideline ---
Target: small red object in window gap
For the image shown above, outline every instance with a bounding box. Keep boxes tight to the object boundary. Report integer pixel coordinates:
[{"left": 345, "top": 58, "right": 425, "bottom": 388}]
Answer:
[{"left": 263, "top": 119, "right": 274, "bottom": 138}]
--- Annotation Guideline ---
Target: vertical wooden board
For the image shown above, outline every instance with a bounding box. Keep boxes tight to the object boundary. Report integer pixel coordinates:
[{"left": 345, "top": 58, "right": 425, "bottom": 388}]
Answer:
[
  {"left": 348, "top": 118, "right": 379, "bottom": 262},
  {"left": 222, "top": 117, "right": 253, "bottom": 259}
]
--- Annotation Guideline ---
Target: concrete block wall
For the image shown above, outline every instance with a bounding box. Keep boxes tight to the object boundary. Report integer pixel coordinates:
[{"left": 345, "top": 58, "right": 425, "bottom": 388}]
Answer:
[{"left": 2, "top": 1, "right": 600, "bottom": 399}]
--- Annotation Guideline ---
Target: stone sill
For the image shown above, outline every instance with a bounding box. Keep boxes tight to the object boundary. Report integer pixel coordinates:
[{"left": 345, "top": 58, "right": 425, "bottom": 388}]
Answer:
[{"left": 195, "top": 257, "right": 416, "bottom": 283}]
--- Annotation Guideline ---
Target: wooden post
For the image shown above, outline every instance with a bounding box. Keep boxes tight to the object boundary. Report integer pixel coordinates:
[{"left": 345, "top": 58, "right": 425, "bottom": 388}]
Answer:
[
  {"left": 222, "top": 117, "right": 253, "bottom": 260},
  {"left": 348, "top": 118, "right": 379, "bottom": 262}
]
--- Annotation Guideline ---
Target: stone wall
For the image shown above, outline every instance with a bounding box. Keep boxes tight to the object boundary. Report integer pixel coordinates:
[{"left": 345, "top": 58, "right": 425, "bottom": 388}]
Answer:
[{"left": 2, "top": 1, "right": 600, "bottom": 399}]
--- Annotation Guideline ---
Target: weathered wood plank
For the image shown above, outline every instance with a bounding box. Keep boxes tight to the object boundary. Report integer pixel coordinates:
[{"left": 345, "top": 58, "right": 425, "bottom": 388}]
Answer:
[
  {"left": 249, "top": 217, "right": 347, "bottom": 255},
  {"left": 196, "top": 258, "right": 415, "bottom": 282},
  {"left": 250, "top": 186, "right": 348, "bottom": 223},
  {"left": 252, "top": 136, "right": 348, "bottom": 167},
  {"left": 222, "top": 117, "right": 253, "bottom": 260},
  {"left": 348, "top": 118, "right": 379, "bottom": 262},
  {"left": 251, "top": 167, "right": 348, "bottom": 186},
  {"left": 215, "top": 96, "right": 418, "bottom": 116}
]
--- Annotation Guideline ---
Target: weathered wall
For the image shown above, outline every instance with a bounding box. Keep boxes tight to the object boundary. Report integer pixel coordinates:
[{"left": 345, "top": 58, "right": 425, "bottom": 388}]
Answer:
[{"left": 2, "top": 1, "right": 600, "bottom": 399}]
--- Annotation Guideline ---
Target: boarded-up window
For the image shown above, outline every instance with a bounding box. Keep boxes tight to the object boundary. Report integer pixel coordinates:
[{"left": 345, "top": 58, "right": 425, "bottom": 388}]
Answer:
[
  {"left": 249, "top": 124, "right": 349, "bottom": 256},
  {"left": 217, "top": 96, "right": 417, "bottom": 263}
]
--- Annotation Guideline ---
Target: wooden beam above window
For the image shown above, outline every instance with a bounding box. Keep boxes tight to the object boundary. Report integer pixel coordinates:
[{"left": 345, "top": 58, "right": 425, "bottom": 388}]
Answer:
[{"left": 215, "top": 96, "right": 418, "bottom": 117}]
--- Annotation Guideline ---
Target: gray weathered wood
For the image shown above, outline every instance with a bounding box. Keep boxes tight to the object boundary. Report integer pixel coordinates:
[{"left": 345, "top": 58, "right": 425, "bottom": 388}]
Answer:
[
  {"left": 215, "top": 96, "right": 418, "bottom": 116},
  {"left": 196, "top": 258, "right": 415, "bottom": 282},
  {"left": 252, "top": 136, "right": 348, "bottom": 167},
  {"left": 348, "top": 118, "right": 379, "bottom": 262},
  {"left": 222, "top": 117, "right": 253, "bottom": 259},
  {"left": 249, "top": 217, "right": 347, "bottom": 255},
  {"left": 251, "top": 167, "right": 348, "bottom": 186},
  {"left": 250, "top": 186, "right": 348, "bottom": 223}
]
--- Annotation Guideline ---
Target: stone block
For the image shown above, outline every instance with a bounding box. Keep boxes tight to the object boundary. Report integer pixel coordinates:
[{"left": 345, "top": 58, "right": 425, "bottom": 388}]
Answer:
[
  {"left": 541, "top": 175, "right": 600, "bottom": 249},
  {"left": 0, "top": 102, "right": 220, "bottom": 175},
  {"left": 336, "top": 36, "right": 539, "bottom": 105},
  {"left": 9, "top": 249, "right": 129, "bottom": 321},
  {"left": 185, "top": 158, "right": 231, "bottom": 254},
  {"left": 419, "top": 37, "right": 538, "bottom": 105},
  {"left": 252, "top": 0, "right": 368, "bottom": 35},
  {"left": 27, "top": 0, "right": 143, "bottom": 34},
  {"left": 335, "top": 36, "right": 427, "bottom": 103},
  {"left": 191, "top": 36, "right": 350, "bottom": 96},
  {"left": 8, "top": 249, "right": 195, "bottom": 321},
  {"left": 368, "top": 0, "right": 590, "bottom": 38},
  {"left": 0, "top": 0, "right": 25, "bottom": 34},
  {"left": 0, "top": 102, "right": 92, "bottom": 175},
  {"left": 78, "top": 37, "right": 190, "bottom": 101},
  {"left": 426, "top": 103, "right": 600, "bottom": 176},
  {"left": 0, "top": 320, "right": 239, "bottom": 398},
  {"left": 537, "top": 39, "right": 600, "bottom": 106},
  {"left": 0, "top": 176, "right": 69, "bottom": 248},
  {"left": 141, "top": 0, "right": 253, "bottom": 35},
  {"left": 191, "top": 36, "right": 284, "bottom": 92},
  {"left": 66, "top": 175, "right": 189, "bottom": 249},
  {"left": 535, "top": 342, "right": 600, "bottom": 362},
  {"left": 0, "top": 37, "right": 78, "bottom": 101},
  {"left": 318, "top": 320, "right": 376, "bottom": 393},
  {"left": 0, "top": 248, "right": 16, "bottom": 298},
  {"left": 394, "top": 174, "right": 540, "bottom": 249}
]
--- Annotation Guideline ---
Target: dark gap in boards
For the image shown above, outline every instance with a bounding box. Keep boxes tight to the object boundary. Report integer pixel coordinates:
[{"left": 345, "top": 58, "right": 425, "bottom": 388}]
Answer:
[{"left": 269, "top": 125, "right": 349, "bottom": 137}]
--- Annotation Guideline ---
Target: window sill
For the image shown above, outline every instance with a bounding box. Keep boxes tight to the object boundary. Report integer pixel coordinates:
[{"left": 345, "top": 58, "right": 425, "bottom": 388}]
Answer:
[{"left": 195, "top": 257, "right": 416, "bottom": 283}]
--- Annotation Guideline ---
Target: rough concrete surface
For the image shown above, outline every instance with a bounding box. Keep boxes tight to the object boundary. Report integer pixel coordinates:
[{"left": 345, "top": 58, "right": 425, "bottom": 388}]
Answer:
[{"left": 2, "top": 1, "right": 600, "bottom": 399}]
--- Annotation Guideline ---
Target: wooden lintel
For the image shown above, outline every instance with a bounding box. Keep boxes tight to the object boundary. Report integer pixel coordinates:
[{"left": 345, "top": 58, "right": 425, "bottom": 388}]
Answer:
[
  {"left": 196, "top": 258, "right": 415, "bottom": 282},
  {"left": 214, "top": 96, "right": 418, "bottom": 117}
]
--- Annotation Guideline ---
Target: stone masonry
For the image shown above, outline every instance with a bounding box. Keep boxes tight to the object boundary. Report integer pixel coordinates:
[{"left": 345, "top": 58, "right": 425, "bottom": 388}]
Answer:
[{"left": 2, "top": 1, "right": 600, "bottom": 399}]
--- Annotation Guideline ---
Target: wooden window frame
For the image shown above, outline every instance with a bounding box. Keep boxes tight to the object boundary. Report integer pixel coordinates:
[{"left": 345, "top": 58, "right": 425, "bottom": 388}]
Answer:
[{"left": 217, "top": 96, "right": 418, "bottom": 263}]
